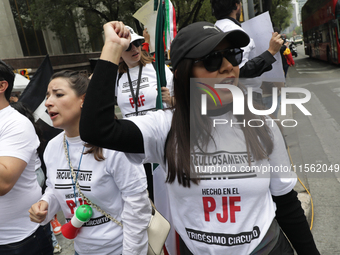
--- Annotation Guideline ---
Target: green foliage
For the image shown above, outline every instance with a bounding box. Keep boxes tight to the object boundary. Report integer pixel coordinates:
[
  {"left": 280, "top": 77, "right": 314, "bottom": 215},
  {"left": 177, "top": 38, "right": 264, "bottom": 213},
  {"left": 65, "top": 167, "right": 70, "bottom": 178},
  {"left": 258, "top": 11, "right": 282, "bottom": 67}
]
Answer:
[
  {"left": 294, "top": 25, "right": 302, "bottom": 35},
  {"left": 286, "top": 31, "right": 293, "bottom": 38},
  {"left": 29, "top": 0, "right": 149, "bottom": 51},
  {"left": 172, "top": 0, "right": 216, "bottom": 30},
  {"left": 269, "top": 0, "right": 294, "bottom": 31},
  {"left": 28, "top": 0, "right": 215, "bottom": 49},
  {"left": 26, "top": 0, "right": 296, "bottom": 52},
  {"left": 171, "top": 0, "right": 294, "bottom": 31}
]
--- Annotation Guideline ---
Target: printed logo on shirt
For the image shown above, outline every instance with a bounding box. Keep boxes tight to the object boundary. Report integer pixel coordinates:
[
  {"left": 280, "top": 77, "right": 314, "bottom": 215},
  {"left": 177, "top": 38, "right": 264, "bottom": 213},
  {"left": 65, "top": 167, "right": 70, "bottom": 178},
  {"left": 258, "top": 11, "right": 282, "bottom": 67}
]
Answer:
[
  {"left": 56, "top": 169, "right": 92, "bottom": 181},
  {"left": 202, "top": 194, "right": 241, "bottom": 223},
  {"left": 122, "top": 77, "right": 149, "bottom": 89},
  {"left": 129, "top": 95, "right": 145, "bottom": 108},
  {"left": 65, "top": 215, "right": 111, "bottom": 227},
  {"left": 125, "top": 107, "right": 157, "bottom": 118},
  {"left": 55, "top": 169, "right": 92, "bottom": 191},
  {"left": 191, "top": 151, "right": 257, "bottom": 180},
  {"left": 122, "top": 84, "right": 150, "bottom": 94},
  {"left": 185, "top": 226, "right": 260, "bottom": 247},
  {"left": 201, "top": 186, "right": 242, "bottom": 223}
]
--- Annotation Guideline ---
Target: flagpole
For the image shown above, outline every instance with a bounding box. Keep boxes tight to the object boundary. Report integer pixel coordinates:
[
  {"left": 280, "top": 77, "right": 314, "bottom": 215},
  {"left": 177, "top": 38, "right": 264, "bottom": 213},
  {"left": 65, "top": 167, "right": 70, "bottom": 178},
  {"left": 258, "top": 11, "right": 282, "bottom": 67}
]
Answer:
[{"left": 155, "top": 0, "right": 166, "bottom": 110}]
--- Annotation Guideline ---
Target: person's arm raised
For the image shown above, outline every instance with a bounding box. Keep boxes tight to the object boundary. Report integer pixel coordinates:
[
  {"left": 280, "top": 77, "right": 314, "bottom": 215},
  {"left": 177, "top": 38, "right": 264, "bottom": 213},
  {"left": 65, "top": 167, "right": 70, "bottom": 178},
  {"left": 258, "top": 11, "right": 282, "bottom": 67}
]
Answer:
[
  {"left": 239, "top": 32, "right": 283, "bottom": 78},
  {"left": 80, "top": 21, "right": 144, "bottom": 153},
  {"left": 100, "top": 21, "right": 130, "bottom": 64}
]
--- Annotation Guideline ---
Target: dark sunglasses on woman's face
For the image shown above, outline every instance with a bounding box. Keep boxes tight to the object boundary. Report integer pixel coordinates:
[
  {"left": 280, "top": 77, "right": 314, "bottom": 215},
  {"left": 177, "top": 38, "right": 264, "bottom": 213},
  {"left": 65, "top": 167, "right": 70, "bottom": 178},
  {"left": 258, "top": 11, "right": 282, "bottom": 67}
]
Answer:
[
  {"left": 126, "top": 40, "right": 143, "bottom": 51},
  {"left": 194, "top": 48, "right": 244, "bottom": 72}
]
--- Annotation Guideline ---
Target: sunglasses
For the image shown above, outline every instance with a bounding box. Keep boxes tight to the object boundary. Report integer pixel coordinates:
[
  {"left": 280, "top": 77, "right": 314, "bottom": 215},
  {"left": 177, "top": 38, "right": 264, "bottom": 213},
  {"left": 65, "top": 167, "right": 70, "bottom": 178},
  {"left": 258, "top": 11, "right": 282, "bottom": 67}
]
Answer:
[
  {"left": 126, "top": 40, "right": 143, "bottom": 51},
  {"left": 194, "top": 48, "right": 244, "bottom": 72}
]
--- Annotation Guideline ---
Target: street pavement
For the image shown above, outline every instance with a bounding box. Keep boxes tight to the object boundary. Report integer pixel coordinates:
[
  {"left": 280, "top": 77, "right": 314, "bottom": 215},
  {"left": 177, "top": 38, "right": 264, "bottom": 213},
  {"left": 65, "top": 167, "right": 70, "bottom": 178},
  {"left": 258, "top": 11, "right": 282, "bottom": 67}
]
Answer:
[
  {"left": 54, "top": 210, "right": 74, "bottom": 255},
  {"left": 281, "top": 44, "right": 340, "bottom": 254}
]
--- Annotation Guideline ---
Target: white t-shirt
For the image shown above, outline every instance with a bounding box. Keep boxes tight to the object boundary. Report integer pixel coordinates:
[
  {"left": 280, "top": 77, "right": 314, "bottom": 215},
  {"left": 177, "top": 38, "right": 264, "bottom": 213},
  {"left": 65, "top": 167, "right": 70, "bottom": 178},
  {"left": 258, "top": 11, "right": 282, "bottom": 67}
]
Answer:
[
  {"left": 215, "top": 19, "right": 262, "bottom": 94},
  {"left": 41, "top": 133, "right": 150, "bottom": 255},
  {"left": 116, "top": 63, "right": 173, "bottom": 118},
  {"left": 126, "top": 110, "right": 297, "bottom": 254},
  {"left": 0, "top": 105, "right": 41, "bottom": 244}
]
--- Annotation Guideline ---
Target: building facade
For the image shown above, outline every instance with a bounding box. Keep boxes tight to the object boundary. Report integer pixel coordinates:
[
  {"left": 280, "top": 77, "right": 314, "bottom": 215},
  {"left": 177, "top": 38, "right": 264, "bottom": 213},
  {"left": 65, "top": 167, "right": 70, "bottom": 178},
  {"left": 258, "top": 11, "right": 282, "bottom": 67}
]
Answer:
[{"left": 0, "top": 0, "right": 103, "bottom": 72}]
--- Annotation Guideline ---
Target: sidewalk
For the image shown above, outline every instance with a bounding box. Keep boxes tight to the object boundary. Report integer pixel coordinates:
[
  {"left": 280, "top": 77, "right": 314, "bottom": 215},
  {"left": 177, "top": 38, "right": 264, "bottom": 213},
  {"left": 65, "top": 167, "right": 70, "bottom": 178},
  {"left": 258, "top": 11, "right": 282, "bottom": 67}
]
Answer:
[
  {"left": 278, "top": 104, "right": 312, "bottom": 223},
  {"left": 54, "top": 210, "right": 74, "bottom": 255}
]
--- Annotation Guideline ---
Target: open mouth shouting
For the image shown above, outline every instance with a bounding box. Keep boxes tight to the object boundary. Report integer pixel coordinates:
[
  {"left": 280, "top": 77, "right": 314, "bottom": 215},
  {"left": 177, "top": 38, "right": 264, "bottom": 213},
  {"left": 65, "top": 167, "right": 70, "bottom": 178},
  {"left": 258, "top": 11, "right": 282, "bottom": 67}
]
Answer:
[
  {"left": 220, "top": 77, "right": 237, "bottom": 85},
  {"left": 48, "top": 111, "right": 59, "bottom": 120}
]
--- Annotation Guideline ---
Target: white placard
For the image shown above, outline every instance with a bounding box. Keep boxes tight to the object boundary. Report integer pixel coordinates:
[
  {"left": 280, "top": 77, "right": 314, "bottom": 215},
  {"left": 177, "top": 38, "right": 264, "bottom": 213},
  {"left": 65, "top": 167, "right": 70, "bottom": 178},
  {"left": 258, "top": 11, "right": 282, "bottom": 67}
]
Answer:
[
  {"left": 242, "top": 12, "right": 285, "bottom": 82},
  {"left": 133, "top": 0, "right": 158, "bottom": 53}
]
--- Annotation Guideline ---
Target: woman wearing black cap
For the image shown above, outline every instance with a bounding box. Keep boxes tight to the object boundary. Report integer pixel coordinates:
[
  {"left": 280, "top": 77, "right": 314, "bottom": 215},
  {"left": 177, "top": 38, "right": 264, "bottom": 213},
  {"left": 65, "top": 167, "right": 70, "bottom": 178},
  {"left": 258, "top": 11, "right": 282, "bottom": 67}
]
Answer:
[{"left": 80, "top": 21, "right": 319, "bottom": 255}]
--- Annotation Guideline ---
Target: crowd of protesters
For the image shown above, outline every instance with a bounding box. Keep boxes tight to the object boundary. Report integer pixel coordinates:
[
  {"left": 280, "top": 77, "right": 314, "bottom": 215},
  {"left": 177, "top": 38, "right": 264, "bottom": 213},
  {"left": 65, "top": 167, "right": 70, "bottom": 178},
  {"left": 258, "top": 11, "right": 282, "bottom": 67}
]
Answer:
[{"left": 0, "top": 1, "right": 319, "bottom": 255}]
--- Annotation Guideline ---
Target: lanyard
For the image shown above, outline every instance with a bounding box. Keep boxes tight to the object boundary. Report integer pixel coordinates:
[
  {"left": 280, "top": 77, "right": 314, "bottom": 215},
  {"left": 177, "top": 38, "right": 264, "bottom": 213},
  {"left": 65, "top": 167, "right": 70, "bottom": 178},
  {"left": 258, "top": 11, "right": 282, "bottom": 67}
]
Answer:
[
  {"left": 126, "top": 64, "right": 143, "bottom": 116},
  {"left": 65, "top": 139, "right": 85, "bottom": 207}
]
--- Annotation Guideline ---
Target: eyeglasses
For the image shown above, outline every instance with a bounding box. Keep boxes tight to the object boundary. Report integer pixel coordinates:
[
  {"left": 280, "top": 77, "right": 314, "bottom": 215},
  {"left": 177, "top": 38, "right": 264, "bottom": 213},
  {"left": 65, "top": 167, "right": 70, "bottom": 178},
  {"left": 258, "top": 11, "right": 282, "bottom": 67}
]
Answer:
[
  {"left": 194, "top": 48, "right": 244, "bottom": 72},
  {"left": 126, "top": 40, "right": 143, "bottom": 51}
]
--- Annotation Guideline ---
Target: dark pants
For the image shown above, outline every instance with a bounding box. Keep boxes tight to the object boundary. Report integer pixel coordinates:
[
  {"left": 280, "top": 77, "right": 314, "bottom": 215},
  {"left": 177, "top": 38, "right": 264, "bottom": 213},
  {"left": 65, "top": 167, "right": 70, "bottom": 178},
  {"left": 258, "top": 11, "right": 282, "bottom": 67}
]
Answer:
[
  {"left": 0, "top": 224, "right": 53, "bottom": 255},
  {"left": 266, "top": 230, "right": 294, "bottom": 255},
  {"left": 283, "top": 65, "right": 289, "bottom": 78}
]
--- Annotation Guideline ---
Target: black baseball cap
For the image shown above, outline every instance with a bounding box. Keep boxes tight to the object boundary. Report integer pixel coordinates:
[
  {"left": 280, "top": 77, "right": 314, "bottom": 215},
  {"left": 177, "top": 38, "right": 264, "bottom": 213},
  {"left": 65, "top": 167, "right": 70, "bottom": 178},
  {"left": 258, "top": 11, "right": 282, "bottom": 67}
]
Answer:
[{"left": 170, "top": 21, "right": 250, "bottom": 70}]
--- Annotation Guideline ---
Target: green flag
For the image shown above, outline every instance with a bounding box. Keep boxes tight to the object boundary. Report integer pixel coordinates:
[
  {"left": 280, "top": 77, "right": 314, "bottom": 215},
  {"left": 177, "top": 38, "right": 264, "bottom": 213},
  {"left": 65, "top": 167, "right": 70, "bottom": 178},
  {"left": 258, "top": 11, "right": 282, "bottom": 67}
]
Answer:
[{"left": 154, "top": 0, "right": 166, "bottom": 110}]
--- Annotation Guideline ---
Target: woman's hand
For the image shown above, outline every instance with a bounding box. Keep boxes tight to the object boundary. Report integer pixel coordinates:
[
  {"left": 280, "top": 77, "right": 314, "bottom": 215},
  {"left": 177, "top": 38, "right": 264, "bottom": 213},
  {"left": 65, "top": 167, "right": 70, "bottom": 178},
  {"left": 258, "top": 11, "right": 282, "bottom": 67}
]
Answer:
[
  {"left": 160, "top": 87, "right": 173, "bottom": 106},
  {"left": 268, "top": 32, "right": 284, "bottom": 56},
  {"left": 143, "top": 28, "right": 150, "bottom": 44},
  {"left": 29, "top": 200, "right": 49, "bottom": 223},
  {"left": 103, "top": 21, "right": 131, "bottom": 50},
  {"left": 101, "top": 21, "right": 131, "bottom": 64}
]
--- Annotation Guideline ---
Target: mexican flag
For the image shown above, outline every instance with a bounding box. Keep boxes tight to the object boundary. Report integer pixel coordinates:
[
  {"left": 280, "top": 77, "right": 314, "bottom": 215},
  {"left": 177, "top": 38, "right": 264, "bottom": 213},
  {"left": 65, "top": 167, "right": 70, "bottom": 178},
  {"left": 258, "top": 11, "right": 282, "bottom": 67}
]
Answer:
[
  {"left": 154, "top": 1, "right": 179, "bottom": 255},
  {"left": 154, "top": 0, "right": 177, "bottom": 109},
  {"left": 164, "top": 0, "right": 177, "bottom": 51}
]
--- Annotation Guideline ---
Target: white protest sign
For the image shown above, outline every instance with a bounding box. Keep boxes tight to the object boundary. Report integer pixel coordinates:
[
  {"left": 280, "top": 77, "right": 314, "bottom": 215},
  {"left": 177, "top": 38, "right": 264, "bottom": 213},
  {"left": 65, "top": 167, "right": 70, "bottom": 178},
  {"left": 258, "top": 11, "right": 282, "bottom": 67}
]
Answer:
[
  {"left": 133, "top": 0, "right": 158, "bottom": 53},
  {"left": 242, "top": 12, "right": 285, "bottom": 82}
]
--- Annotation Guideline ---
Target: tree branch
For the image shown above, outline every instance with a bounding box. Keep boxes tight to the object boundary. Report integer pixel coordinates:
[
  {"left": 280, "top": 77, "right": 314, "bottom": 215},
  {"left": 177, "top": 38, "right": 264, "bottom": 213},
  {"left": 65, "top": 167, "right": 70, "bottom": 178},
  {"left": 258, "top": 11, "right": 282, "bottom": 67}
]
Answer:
[
  {"left": 78, "top": 3, "right": 110, "bottom": 22},
  {"left": 192, "top": 0, "right": 205, "bottom": 23}
]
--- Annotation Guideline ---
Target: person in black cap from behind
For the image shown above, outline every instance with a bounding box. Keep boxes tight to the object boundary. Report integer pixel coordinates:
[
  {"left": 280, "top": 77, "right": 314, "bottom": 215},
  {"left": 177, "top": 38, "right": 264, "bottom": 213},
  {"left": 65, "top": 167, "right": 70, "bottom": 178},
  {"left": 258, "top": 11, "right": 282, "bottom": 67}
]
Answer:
[
  {"left": 211, "top": 0, "right": 283, "bottom": 106},
  {"left": 80, "top": 21, "right": 320, "bottom": 255}
]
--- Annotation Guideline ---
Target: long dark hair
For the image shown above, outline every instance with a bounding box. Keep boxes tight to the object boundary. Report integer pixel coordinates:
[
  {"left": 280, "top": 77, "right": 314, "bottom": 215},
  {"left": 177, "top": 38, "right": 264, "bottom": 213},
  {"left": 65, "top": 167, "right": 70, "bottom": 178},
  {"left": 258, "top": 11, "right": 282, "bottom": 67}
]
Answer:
[
  {"left": 51, "top": 70, "right": 105, "bottom": 161},
  {"left": 165, "top": 59, "right": 274, "bottom": 187},
  {"left": 165, "top": 59, "right": 193, "bottom": 187}
]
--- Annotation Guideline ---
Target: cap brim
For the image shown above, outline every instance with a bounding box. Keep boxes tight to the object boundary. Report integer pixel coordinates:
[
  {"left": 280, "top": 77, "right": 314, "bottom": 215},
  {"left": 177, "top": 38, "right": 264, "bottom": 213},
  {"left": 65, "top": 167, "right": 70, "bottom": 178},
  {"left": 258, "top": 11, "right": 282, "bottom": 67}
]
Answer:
[
  {"left": 131, "top": 34, "right": 145, "bottom": 43},
  {"left": 186, "top": 29, "right": 250, "bottom": 59}
]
